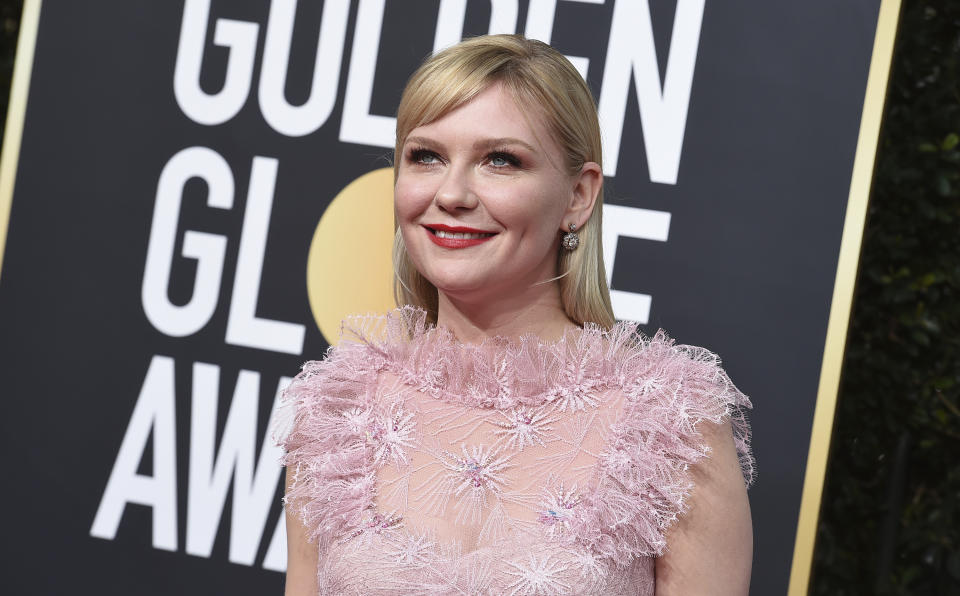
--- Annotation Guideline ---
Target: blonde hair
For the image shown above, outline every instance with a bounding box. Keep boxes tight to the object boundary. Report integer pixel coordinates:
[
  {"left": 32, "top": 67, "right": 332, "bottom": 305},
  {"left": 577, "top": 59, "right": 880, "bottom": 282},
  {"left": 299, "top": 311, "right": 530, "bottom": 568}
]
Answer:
[{"left": 393, "top": 34, "right": 615, "bottom": 329}]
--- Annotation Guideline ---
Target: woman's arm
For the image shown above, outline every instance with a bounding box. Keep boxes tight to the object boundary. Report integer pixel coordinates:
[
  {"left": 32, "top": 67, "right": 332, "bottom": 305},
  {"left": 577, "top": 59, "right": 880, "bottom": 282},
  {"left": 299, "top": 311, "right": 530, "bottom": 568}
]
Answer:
[
  {"left": 283, "top": 466, "right": 319, "bottom": 596},
  {"left": 655, "top": 420, "right": 753, "bottom": 595}
]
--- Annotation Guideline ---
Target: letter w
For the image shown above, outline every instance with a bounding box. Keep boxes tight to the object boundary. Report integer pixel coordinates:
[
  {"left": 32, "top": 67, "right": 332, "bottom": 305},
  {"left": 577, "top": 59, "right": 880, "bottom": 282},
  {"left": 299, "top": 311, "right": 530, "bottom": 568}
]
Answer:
[
  {"left": 599, "top": 0, "right": 705, "bottom": 183},
  {"left": 186, "top": 363, "right": 290, "bottom": 565}
]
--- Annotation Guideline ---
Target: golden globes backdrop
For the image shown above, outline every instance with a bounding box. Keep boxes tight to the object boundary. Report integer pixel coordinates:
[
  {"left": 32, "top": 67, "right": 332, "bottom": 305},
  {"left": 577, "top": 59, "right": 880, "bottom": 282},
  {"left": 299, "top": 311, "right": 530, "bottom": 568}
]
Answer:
[{"left": 0, "top": 1, "right": 899, "bottom": 594}]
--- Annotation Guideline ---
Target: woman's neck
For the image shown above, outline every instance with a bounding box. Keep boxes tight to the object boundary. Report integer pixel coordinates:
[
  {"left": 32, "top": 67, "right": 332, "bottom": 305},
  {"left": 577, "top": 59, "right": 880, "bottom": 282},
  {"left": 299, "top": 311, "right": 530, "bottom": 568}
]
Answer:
[{"left": 434, "top": 283, "right": 578, "bottom": 344}]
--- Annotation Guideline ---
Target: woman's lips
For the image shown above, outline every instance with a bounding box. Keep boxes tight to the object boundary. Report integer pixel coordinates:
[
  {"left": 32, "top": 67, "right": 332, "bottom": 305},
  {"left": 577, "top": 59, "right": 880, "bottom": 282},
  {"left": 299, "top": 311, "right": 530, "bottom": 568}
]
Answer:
[{"left": 424, "top": 224, "right": 497, "bottom": 249}]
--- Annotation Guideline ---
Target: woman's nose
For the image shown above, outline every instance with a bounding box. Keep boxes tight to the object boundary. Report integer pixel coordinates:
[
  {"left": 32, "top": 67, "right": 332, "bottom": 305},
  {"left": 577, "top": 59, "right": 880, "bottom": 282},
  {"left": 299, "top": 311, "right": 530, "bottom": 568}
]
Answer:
[{"left": 434, "top": 166, "right": 479, "bottom": 212}]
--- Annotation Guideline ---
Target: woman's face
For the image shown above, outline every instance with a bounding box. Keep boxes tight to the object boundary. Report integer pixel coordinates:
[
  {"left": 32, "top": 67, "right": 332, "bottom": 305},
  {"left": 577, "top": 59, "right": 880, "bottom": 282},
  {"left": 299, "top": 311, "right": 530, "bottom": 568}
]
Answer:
[{"left": 395, "top": 82, "right": 578, "bottom": 302}]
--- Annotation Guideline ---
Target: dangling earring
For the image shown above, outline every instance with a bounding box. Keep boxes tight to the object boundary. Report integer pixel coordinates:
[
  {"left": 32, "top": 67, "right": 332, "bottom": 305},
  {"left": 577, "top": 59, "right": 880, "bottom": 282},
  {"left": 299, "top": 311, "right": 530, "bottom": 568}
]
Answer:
[{"left": 561, "top": 223, "right": 580, "bottom": 251}]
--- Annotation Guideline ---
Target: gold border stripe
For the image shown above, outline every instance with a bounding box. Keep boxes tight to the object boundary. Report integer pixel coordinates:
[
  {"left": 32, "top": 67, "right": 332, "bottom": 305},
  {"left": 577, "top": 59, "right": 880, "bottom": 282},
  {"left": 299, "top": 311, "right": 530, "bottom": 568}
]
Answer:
[
  {"left": 0, "top": 0, "right": 42, "bottom": 283},
  {"left": 788, "top": 0, "right": 903, "bottom": 593}
]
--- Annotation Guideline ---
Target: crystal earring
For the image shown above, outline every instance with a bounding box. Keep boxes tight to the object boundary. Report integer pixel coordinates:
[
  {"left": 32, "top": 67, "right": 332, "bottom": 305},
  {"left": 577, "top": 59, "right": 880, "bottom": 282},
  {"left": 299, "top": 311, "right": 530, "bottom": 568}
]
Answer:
[{"left": 561, "top": 223, "right": 580, "bottom": 251}]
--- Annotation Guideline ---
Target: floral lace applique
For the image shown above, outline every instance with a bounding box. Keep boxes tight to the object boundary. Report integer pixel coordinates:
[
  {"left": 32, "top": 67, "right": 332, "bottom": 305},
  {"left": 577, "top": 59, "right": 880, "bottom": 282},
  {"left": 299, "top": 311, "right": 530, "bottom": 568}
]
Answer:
[
  {"left": 438, "top": 443, "right": 514, "bottom": 524},
  {"left": 504, "top": 553, "right": 574, "bottom": 595},
  {"left": 276, "top": 306, "right": 754, "bottom": 594},
  {"left": 538, "top": 482, "right": 582, "bottom": 538},
  {"left": 565, "top": 547, "right": 607, "bottom": 582},
  {"left": 386, "top": 531, "right": 436, "bottom": 567},
  {"left": 546, "top": 358, "right": 602, "bottom": 412},
  {"left": 492, "top": 406, "right": 558, "bottom": 451},
  {"left": 365, "top": 407, "right": 416, "bottom": 469},
  {"left": 341, "top": 507, "right": 403, "bottom": 546}
]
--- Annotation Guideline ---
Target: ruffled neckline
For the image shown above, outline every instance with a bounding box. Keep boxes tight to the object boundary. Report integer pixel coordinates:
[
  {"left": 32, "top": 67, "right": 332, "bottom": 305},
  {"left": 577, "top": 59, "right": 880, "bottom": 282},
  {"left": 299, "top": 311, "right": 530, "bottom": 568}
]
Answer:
[
  {"left": 281, "top": 306, "right": 755, "bottom": 565},
  {"left": 334, "top": 306, "right": 699, "bottom": 411}
]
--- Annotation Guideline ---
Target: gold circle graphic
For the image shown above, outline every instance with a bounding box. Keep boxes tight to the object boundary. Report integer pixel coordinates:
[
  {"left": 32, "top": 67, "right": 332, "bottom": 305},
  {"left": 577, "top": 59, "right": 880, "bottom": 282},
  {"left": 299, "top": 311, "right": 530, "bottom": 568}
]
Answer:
[{"left": 307, "top": 167, "right": 396, "bottom": 345}]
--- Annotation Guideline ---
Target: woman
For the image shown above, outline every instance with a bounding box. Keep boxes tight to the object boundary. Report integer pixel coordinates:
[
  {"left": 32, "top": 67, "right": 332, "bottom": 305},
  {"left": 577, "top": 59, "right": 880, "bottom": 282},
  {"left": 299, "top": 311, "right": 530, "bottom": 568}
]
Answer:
[{"left": 278, "top": 34, "right": 754, "bottom": 595}]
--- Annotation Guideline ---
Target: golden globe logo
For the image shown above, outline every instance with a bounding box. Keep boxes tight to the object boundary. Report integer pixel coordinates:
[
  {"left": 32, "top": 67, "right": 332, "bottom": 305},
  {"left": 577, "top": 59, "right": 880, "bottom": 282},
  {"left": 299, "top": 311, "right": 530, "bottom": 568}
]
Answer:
[{"left": 307, "top": 168, "right": 396, "bottom": 345}]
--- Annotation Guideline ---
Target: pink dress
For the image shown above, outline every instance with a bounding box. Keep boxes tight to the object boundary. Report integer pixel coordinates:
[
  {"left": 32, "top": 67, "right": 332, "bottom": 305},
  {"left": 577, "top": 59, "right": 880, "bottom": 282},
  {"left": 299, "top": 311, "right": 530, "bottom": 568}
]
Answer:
[{"left": 276, "top": 307, "right": 754, "bottom": 595}]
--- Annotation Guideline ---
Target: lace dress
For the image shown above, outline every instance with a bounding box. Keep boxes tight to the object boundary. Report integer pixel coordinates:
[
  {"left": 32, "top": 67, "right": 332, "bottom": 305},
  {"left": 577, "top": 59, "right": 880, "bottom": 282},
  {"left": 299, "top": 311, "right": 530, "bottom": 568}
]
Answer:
[{"left": 275, "top": 308, "right": 754, "bottom": 595}]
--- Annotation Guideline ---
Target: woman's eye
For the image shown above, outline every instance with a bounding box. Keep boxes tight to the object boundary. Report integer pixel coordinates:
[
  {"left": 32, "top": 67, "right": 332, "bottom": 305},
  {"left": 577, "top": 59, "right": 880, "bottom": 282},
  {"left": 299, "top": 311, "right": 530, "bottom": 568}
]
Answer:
[
  {"left": 488, "top": 152, "right": 519, "bottom": 168},
  {"left": 410, "top": 149, "right": 440, "bottom": 165}
]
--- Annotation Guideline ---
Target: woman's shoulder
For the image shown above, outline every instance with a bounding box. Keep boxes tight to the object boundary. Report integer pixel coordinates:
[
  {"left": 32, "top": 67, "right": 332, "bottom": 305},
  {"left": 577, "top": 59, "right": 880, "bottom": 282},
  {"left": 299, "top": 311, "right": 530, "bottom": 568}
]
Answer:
[
  {"left": 270, "top": 311, "right": 409, "bottom": 449},
  {"left": 600, "top": 322, "right": 755, "bottom": 483},
  {"left": 565, "top": 322, "right": 755, "bottom": 564},
  {"left": 573, "top": 319, "right": 751, "bottom": 409}
]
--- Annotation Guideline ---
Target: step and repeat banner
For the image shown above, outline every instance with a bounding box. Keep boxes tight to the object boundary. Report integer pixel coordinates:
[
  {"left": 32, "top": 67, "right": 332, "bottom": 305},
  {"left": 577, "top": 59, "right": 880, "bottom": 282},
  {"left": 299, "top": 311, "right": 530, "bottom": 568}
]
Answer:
[{"left": 0, "top": 1, "right": 896, "bottom": 593}]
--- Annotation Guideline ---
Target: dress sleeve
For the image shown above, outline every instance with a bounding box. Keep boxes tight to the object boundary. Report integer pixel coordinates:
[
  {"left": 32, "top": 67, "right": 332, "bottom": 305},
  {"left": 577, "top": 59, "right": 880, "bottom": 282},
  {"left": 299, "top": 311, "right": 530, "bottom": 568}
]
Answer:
[
  {"left": 567, "top": 330, "right": 754, "bottom": 566},
  {"left": 272, "top": 345, "right": 377, "bottom": 545}
]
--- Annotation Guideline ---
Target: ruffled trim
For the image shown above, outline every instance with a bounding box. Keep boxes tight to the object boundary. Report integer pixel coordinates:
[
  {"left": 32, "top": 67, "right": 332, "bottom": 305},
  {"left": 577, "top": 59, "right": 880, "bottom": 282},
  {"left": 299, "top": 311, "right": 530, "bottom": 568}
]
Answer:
[
  {"left": 276, "top": 351, "right": 377, "bottom": 546},
  {"left": 275, "top": 306, "right": 754, "bottom": 562},
  {"left": 562, "top": 329, "right": 754, "bottom": 564}
]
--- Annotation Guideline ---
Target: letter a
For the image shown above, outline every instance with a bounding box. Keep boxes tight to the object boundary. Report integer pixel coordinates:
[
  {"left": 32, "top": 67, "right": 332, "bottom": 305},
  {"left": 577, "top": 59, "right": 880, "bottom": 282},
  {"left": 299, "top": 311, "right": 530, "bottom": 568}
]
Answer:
[{"left": 90, "top": 356, "right": 178, "bottom": 551}]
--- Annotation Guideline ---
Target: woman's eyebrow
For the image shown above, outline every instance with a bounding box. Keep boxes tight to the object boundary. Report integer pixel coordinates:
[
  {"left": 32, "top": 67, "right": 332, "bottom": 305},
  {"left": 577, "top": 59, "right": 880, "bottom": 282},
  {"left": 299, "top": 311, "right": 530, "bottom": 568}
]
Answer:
[
  {"left": 473, "top": 137, "right": 537, "bottom": 153},
  {"left": 403, "top": 135, "right": 443, "bottom": 149},
  {"left": 403, "top": 135, "right": 538, "bottom": 155}
]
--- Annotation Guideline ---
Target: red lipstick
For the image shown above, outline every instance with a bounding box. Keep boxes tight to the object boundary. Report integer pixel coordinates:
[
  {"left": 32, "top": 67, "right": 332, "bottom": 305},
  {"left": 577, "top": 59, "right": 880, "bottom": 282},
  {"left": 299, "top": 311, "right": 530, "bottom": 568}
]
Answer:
[{"left": 424, "top": 224, "right": 497, "bottom": 249}]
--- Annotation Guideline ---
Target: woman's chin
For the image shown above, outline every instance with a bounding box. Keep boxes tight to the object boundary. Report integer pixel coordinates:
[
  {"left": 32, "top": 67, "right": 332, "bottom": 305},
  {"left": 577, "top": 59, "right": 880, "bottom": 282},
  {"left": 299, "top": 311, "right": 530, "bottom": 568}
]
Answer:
[
  {"left": 432, "top": 281, "right": 491, "bottom": 300},
  {"left": 430, "top": 275, "right": 516, "bottom": 303}
]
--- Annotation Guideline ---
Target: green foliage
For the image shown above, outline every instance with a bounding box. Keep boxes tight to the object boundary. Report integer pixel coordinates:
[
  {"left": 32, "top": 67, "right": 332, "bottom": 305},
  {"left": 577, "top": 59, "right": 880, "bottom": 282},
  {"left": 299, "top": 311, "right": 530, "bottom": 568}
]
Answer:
[
  {"left": 0, "top": 0, "right": 22, "bottom": 142},
  {"left": 812, "top": 1, "right": 960, "bottom": 594}
]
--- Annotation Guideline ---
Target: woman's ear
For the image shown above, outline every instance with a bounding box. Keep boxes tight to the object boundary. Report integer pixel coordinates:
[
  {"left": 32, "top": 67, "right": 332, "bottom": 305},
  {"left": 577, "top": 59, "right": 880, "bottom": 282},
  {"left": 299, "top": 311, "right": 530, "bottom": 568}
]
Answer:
[{"left": 563, "top": 161, "right": 603, "bottom": 229}]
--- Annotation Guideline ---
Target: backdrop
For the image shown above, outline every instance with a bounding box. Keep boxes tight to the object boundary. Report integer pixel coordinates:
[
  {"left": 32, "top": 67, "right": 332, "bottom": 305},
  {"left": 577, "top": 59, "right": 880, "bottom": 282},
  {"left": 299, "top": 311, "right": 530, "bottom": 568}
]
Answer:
[{"left": 0, "top": 1, "right": 894, "bottom": 593}]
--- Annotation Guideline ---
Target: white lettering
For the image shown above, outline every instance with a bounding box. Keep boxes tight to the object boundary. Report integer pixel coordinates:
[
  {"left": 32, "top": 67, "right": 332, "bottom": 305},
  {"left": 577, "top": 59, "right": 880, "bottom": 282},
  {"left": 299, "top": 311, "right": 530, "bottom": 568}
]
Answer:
[
  {"left": 338, "top": 0, "right": 394, "bottom": 148},
  {"left": 598, "top": 0, "right": 704, "bottom": 182},
  {"left": 185, "top": 365, "right": 290, "bottom": 565},
  {"left": 142, "top": 147, "right": 232, "bottom": 337},
  {"left": 340, "top": 0, "right": 522, "bottom": 149},
  {"left": 174, "top": 0, "right": 259, "bottom": 125},
  {"left": 523, "top": 0, "right": 604, "bottom": 79},
  {"left": 602, "top": 204, "right": 671, "bottom": 323},
  {"left": 225, "top": 157, "right": 306, "bottom": 354},
  {"left": 90, "top": 356, "right": 178, "bottom": 551},
  {"left": 262, "top": 500, "right": 288, "bottom": 571},
  {"left": 433, "top": 0, "right": 518, "bottom": 53},
  {"left": 259, "top": 0, "right": 351, "bottom": 137}
]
